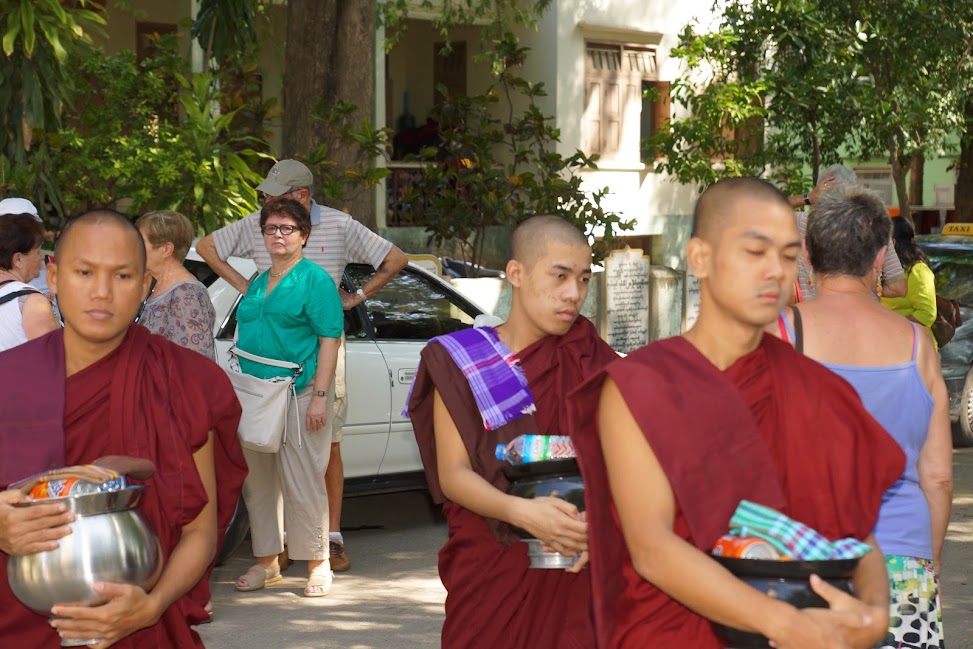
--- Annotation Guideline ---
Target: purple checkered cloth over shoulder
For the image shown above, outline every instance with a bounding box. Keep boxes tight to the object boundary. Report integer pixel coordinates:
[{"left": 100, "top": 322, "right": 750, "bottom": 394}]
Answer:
[
  {"left": 402, "top": 327, "right": 537, "bottom": 431},
  {"left": 728, "top": 500, "right": 873, "bottom": 560}
]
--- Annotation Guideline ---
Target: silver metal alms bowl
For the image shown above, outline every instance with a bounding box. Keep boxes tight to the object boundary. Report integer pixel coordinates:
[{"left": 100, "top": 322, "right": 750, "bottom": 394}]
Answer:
[{"left": 7, "top": 485, "right": 163, "bottom": 616}]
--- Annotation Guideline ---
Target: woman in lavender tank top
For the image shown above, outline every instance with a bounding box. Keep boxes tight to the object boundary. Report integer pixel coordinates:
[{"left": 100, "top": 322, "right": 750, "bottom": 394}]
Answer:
[{"left": 771, "top": 185, "right": 953, "bottom": 649}]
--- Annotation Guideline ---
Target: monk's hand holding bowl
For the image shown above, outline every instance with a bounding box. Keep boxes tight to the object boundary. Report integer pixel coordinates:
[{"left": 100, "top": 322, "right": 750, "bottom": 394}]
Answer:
[
  {"left": 808, "top": 574, "right": 888, "bottom": 648},
  {"left": 564, "top": 511, "right": 589, "bottom": 573},
  {"left": 0, "top": 490, "right": 74, "bottom": 556},
  {"left": 512, "top": 496, "right": 587, "bottom": 557},
  {"left": 50, "top": 580, "right": 160, "bottom": 649}
]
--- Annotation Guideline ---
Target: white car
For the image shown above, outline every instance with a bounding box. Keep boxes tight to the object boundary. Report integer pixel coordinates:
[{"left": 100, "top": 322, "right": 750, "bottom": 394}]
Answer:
[{"left": 184, "top": 249, "right": 486, "bottom": 492}]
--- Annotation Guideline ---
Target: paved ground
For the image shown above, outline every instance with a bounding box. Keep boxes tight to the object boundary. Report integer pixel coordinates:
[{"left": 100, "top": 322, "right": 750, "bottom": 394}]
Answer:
[
  {"left": 200, "top": 449, "right": 973, "bottom": 648},
  {"left": 200, "top": 490, "right": 447, "bottom": 649},
  {"left": 942, "top": 447, "right": 973, "bottom": 649}
]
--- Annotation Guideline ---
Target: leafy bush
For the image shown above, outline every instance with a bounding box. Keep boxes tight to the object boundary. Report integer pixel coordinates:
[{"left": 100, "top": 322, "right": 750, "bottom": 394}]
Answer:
[
  {"left": 403, "top": 35, "right": 631, "bottom": 271},
  {"left": 42, "top": 40, "right": 269, "bottom": 231}
]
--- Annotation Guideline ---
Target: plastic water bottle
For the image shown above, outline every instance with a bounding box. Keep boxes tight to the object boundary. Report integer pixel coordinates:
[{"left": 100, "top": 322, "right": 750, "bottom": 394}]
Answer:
[{"left": 495, "top": 435, "right": 575, "bottom": 465}]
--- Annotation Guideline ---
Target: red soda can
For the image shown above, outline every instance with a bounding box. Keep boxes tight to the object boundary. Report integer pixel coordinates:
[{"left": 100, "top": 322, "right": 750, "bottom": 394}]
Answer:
[{"left": 711, "top": 535, "right": 780, "bottom": 559}]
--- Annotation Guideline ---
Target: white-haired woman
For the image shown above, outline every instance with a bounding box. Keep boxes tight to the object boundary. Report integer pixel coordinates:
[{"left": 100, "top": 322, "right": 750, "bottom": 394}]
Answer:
[{"left": 135, "top": 210, "right": 216, "bottom": 360}]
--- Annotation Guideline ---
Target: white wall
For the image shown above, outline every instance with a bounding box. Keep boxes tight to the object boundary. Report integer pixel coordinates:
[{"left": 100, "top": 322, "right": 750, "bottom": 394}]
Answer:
[{"left": 550, "top": 0, "right": 716, "bottom": 269}]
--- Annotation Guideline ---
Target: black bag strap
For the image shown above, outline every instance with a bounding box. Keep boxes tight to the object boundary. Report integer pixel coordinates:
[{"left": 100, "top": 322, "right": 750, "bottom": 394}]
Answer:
[
  {"left": 791, "top": 305, "right": 804, "bottom": 354},
  {"left": 0, "top": 288, "right": 40, "bottom": 308}
]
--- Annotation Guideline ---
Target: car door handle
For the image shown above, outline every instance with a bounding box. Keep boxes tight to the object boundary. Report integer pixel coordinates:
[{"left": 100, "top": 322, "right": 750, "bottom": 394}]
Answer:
[{"left": 397, "top": 368, "right": 417, "bottom": 384}]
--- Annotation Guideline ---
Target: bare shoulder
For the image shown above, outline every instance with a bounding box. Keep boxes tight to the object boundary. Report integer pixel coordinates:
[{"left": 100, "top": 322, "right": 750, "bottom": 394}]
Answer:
[
  {"left": 22, "top": 292, "right": 53, "bottom": 311},
  {"left": 914, "top": 324, "right": 943, "bottom": 387}
]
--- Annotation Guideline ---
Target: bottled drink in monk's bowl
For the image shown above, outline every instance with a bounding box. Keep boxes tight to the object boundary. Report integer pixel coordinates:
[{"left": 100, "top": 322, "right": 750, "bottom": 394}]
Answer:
[
  {"left": 496, "top": 434, "right": 575, "bottom": 465},
  {"left": 498, "top": 435, "right": 584, "bottom": 569}
]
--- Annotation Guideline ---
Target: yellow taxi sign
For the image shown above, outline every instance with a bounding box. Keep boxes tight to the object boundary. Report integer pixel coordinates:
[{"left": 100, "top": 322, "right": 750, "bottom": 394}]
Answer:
[{"left": 940, "top": 223, "right": 973, "bottom": 236}]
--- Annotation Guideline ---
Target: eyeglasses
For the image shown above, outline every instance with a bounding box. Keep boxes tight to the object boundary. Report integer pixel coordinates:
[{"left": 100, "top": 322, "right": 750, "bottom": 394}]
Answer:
[{"left": 261, "top": 224, "right": 301, "bottom": 236}]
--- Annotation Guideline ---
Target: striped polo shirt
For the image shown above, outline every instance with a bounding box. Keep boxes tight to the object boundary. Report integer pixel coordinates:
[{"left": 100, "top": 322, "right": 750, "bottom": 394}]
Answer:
[{"left": 211, "top": 200, "right": 393, "bottom": 285}]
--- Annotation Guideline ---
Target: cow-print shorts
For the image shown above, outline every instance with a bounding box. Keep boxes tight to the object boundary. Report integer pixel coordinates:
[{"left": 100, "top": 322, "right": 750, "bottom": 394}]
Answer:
[{"left": 876, "top": 555, "right": 944, "bottom": 649}]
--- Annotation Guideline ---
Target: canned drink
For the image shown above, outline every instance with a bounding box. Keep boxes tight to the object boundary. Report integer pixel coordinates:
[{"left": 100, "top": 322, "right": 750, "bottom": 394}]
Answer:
[
  {"left": 29, "top": 478, "right": 79, "bottom": 499},
  {"left": 711, "top": 535, "right": 780, "bottom": 560},
  {"left": 29, "top": 476, "right": 127, "bottom": 499}
]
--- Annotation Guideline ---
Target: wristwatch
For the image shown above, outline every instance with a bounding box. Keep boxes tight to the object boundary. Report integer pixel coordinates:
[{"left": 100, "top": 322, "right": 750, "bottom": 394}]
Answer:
[
  {"left": 803, "top": 192, "right": 812, "bottom": 206},
  {"left": 314, "top": 390, "right": 327, "bottom": 397},
  {"left": 356, "top": 288, "right": 367, "bottom": 301}
]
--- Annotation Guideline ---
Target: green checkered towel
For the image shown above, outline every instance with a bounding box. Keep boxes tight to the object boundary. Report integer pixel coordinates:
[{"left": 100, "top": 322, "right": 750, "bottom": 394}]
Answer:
[{"left": 728, "top": 500, "right": 872, "bottom": 560}]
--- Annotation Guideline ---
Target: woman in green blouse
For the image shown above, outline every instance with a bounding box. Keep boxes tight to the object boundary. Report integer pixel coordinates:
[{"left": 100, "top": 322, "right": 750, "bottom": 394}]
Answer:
[
  {"left": 882, "top": 217, "right": 937, "bottom": 345},
  {"left": 233, "top": 198, "right": 343, "bottom": 597}
]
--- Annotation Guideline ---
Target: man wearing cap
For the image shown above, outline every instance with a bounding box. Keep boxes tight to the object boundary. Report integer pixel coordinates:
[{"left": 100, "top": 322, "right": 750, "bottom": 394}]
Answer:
[
  {"left": 0, "top": 197, "right": 51, "bottom": 295},
  {"left": 198, "top": 160, "right": 408, "bottom": 572}
]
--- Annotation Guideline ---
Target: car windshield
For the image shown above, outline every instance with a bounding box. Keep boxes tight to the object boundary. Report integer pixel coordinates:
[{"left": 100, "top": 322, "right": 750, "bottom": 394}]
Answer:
[{"left": 919, "top": 246, "right": 973, "bottom": 307}]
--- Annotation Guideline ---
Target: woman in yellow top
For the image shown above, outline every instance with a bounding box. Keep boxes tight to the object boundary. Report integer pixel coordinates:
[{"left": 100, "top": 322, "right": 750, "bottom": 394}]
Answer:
[{"left": 882, "top": 217, "right": 937, "bottom": 344}]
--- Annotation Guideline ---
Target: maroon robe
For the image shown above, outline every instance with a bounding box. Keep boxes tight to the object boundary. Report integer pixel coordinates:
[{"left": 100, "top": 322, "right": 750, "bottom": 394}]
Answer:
[
  {"left": 408, "top": 317, "right": 618, "bottom": 649},
  {"left": 0, "top": 326, "right": 248, "bottom": 648},
  {"left": 569, "top": 334, "right": 906, "bottom": 649}
]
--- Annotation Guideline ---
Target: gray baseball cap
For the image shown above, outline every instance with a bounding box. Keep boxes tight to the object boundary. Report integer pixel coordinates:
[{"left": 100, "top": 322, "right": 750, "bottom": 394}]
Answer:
[{"left": 255, "top": 160, "right": 314, "bottom": 196}]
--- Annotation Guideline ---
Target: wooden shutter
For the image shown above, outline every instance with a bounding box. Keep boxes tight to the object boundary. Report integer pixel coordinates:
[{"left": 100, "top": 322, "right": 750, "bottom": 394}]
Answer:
[
  {"left": 651, "top": 81, "right": 670, "bottom": 134},
  {"left": 583, "top": 44, "right": 661, "bottom": 163}
]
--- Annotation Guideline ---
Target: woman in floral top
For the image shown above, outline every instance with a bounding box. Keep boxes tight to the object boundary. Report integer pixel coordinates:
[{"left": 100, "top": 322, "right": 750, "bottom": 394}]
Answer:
[{"left": 136, "top": 210, "right": 217, "bottom": 361}]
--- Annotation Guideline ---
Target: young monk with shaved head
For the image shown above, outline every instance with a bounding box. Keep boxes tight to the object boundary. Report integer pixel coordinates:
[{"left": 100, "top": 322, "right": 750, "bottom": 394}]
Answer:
[
  {"left": 0, "top": 210, "right": 247, "bottom": 648},
  {"left": 406, "top": 214, "right": 618, "bottom": 648},
  {"left": 570, "top": 178, "right": 906, "bottom": 648}
]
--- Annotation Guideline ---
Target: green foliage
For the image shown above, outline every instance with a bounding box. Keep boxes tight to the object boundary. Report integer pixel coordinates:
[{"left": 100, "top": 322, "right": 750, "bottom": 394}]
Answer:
[
  {"left": 649, "top": 0, "right": 973, "bottom": 204},
  {"left": 380, "top": 0, "right": 554, "bottom": 73},
  {"left": 403, "top": 34, "right": 631, "bottom": 271},
  {"left": 0, "top": 0, "right": 105, "bottom": 162},
  {"left": 191, "top": 0, "right": 259, "bottom": 69},
  {"left": 304, "top": 100, "right": 392, "bottom": 204},
  {"left": 40, "top": 40, "right": 270, "bottom": 231}
]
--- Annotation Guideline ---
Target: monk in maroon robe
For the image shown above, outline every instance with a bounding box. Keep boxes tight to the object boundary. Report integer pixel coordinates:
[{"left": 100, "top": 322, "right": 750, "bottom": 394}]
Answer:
[
  {"left": 407, "top": 216, "right": 618, "bottom": 649},
  {"left": 569, "top": 178, "right": 905, "bottom": 649},
  {"left": 0, "top": 210, "right": 247, "bottom": 649}
]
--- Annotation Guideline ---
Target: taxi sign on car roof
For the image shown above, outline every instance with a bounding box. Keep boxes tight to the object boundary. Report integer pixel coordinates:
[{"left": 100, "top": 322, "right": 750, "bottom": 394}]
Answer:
[{"left": 941, "top": 223, "right": 973, "bottom": 236}]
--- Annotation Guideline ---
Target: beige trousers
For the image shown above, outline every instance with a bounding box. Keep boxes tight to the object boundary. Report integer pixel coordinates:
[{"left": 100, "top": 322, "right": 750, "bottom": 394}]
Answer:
[
  {"left": 242, "top": 384, "right": 334, "bottom": 561},
  {"left": 331, "top": 334, "right": 347, "bottom": 442}
]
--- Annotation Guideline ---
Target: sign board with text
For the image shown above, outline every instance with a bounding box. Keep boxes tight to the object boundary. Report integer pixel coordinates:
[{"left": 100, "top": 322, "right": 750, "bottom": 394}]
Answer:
[
  {"left": 941, "top": 223, "right": 973, "bottom": 236},
  {"left": 604, "top": 247, "right": 650, "bottom": 354},
  {"left": 684, "top": 272, "right": 701, "bottom": 331}
]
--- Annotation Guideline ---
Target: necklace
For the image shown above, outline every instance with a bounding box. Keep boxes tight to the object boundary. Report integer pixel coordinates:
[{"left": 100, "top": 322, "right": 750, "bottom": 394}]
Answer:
[
  {"left": 149, "top": 263, "right": 173, "bottom": 298},
  {"left": 270, "top": 258, "right": 300, "bottom": 278}
]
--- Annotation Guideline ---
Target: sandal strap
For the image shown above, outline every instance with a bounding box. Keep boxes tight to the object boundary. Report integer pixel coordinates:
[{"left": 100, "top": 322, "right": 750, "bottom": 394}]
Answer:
[{"left": 238, "top": 564, "right": 276, "bottom": 583}]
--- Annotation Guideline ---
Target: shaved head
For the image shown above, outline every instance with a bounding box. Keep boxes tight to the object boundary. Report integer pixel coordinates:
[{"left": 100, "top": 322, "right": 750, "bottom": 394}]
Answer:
[
  {"left": 511, "top": 215, "right": 590, "bottom": 268},
  {"left": 692, "top": 177, "right": 791, "bottom": 241},
  {"left": 56, "top": 209, "right": 146, "bottom": 271}
]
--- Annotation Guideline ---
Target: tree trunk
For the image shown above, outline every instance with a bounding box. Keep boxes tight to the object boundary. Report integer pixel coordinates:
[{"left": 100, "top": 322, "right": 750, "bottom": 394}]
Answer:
[
  {"left": 282, "top": 0, "right": 377, "bottom": 228},
  {"left": 957, "top": 98, "right": 973, "bottom": 222},
  {"left": 810, "top": 115, "right": 820, "bottom": 184},
  {"left": 890, "top": 146, "right": 911, "bottom": 223},
  {"left": 909, "top": 153, "right": 924, "bottom": 206}
]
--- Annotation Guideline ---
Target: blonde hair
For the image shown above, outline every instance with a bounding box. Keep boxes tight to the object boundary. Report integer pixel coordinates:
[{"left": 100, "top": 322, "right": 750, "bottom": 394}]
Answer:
[{"left": 135, "top": 210, "right": 195, "bottom": 262}]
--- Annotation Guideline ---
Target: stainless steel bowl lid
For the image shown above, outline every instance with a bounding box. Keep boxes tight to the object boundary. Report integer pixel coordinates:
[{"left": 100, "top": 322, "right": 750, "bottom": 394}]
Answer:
[{"left": 15, "top": 485, "right": 147, "bottom": 516}]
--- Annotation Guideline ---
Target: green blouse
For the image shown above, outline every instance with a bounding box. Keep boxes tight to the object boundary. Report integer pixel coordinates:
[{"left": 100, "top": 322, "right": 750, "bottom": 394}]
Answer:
[{"left": 236, "top": 258, "right": 343, "bottom": 391}]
